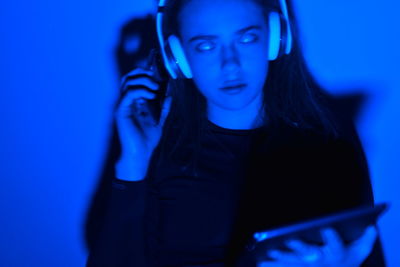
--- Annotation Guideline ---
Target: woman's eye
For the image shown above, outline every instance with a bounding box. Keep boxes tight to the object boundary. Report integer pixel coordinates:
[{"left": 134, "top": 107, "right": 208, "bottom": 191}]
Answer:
[
  {"left": 240, "top": 33, "right": 258, "bottom": 44},
  {"left": 195, "top": 41, "right": 215, "bottom": 52}
]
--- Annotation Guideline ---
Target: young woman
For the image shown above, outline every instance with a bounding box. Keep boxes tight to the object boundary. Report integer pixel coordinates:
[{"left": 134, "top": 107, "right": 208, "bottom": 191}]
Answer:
[{"left": 87, "top": 0, "right": 385, "bottom": 266}]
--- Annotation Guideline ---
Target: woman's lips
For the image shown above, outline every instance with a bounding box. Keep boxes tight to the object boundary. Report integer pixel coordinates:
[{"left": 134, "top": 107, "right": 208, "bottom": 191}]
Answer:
[{"left": 220, "top": 84, "right": 247, "bottom": 94}]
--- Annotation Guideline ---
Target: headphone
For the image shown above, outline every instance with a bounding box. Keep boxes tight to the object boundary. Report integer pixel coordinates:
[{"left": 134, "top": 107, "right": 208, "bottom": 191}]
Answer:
[{"left": 156, "top": 0, "right": 293, "bottom": 79}]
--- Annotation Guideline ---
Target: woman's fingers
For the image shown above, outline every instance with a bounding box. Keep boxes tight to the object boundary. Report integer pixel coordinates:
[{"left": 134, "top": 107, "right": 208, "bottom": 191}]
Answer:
[
  {"left": 320, "top": 227, "right": 346, "bottom": 261},
  {"left": 120, "top": 68, "right": 157, "bottom": 88},
  {"left": 285, "top": 239, "right": 323, "bottom": 263},
  {"left": 285, "top": 239, "right": 311, "bottom": 254},
  {"left": 121, "top": 76, "right": 160, "bottom": 92},
  {"left": 260, "top": 227, "right": 377, "bottom": 267},
  {"left": 267, "top": 249, "right": 302, "bottom": 263},
  {"left": 352, "top": 225, "right": 377, "bottom": 247},
  {"left": 348, "top": 225, "right": 377, "bottom": 264},
  {"left": 265, "top": 230, "right": 344, "bottom": 265},
  {"left": 132, "top": 99, "right": 158, "bottom": 128},
  {"left": 116, "top": 88, "right": 156, "bottom": 117}
]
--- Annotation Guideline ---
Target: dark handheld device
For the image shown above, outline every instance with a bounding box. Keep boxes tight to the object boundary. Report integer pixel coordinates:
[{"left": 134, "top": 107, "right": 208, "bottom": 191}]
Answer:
[
  {"left": 133, "top": 48, "right": 169, "bottom": 122},
  {"left": 247, "top": 203, "right": 389, "bottom": 262}
]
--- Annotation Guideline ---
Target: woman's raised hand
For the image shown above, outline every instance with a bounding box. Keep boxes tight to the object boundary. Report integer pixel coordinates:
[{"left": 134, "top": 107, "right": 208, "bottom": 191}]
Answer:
[
  {"left": 114, "top": 67, "right": 172, "bottom": 181},
  {"left": 257, "top": 226, "right": 377, "bottom": 267}
]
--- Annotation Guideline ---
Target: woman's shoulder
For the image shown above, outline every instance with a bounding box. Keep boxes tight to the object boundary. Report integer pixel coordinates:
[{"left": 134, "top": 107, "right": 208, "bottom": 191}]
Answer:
[
  {"left": 253, "top": 120, "right": 366, "bottom": 173},
  {"left": 249, "top": 121, "right": 372, "bottom": 198},
  {"left": 263, "top": 122, "right": 334, "bottom": 150}
]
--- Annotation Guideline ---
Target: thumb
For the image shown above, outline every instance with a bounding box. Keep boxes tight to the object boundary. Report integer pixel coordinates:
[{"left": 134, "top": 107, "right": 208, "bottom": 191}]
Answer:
[
  {"left": 158, "top": 96, "right": 172, "bottom": 127},
  {"left": 349, "top": 225, "right": 377, "bottom": 265}
]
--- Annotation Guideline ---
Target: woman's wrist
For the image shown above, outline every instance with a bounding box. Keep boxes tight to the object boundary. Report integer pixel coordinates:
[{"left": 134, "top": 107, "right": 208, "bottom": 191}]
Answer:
[{"left": 114, "top": 155, "right": 150, "bottom": 181}]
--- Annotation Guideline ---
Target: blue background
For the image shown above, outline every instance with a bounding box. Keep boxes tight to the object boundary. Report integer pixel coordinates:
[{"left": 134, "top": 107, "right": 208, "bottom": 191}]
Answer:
[{"left": 0, "top": 0, "right": 398, "bottom": 266}]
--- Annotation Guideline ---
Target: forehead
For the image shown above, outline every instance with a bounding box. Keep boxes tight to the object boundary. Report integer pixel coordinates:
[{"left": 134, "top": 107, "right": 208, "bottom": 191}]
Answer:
[{"left": 178, "top": 0, "right": 266, "bottom": 39}]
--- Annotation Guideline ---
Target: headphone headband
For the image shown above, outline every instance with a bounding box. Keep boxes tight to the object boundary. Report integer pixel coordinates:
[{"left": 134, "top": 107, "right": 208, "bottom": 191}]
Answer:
[
  {"left": 278, "top": 0, "right": 293, "bottom": 54},
  {"left": 156, "top": 2, "right": 180, "bottom": 79}
]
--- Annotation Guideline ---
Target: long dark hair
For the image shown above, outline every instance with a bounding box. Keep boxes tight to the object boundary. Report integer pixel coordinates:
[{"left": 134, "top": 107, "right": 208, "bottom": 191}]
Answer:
[{"left": 155, "top": 0, "right": 340, "bottom": 172}]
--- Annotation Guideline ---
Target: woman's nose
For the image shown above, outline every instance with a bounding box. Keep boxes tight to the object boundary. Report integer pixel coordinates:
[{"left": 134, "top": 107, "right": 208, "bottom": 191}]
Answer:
[{"left": 221, "top": 44, "right": 240, "bottom": 76}]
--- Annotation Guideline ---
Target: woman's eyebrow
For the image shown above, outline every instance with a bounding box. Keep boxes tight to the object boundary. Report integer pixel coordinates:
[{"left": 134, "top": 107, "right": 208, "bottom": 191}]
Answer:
[{"left": 188, "top": 25, "right": 262, "bottom": 43}]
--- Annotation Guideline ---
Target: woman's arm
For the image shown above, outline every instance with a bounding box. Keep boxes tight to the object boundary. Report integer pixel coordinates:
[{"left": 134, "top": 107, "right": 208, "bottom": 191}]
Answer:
[
  {"left": 86, "top": 62, "right": 172, "bottom": 266},
  {"left": 86, "top": 179, "right": 148, "bottom": 267}
]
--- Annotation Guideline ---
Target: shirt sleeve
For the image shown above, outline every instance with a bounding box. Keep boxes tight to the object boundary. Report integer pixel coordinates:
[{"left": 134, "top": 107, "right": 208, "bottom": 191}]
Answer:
[{"left": 86, "top": 178, "right": 148, "bottom": 267}]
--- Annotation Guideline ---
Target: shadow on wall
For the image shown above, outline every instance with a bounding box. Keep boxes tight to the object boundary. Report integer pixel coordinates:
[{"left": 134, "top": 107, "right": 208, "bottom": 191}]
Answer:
[{"left": 82, "top": 13, "right": 377, "bottom": 259}]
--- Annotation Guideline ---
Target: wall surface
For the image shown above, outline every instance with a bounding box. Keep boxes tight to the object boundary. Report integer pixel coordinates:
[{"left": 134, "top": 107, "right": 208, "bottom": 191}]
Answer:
[{"left": 0, "top": 0, "right": 398, "bottom": 266}]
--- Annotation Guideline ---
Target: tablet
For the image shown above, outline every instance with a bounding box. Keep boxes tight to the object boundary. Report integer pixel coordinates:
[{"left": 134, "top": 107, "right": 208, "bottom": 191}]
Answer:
[{"left": 247, "top": 203, "right": 389, "bottom": 261}]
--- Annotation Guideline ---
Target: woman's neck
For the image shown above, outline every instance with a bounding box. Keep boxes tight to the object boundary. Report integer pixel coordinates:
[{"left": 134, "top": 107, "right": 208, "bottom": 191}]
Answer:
[{"left": 207, "top": 96, "right": 264, "bottom": 130}]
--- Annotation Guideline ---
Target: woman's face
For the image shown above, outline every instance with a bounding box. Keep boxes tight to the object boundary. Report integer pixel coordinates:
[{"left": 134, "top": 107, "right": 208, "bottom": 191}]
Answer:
[{"left": 178, "top": 0, "right": 270, "bottom": 111}]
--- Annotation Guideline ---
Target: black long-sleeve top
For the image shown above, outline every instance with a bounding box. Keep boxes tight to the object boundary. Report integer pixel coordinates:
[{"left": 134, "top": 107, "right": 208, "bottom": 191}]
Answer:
[{"left": 87, "top": 120, "right": 385, "bottom": 267}]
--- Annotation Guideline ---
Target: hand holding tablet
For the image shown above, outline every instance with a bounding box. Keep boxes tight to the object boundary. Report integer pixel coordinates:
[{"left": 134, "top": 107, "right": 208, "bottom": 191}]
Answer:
[{"left": 250, "top": 203, "right": 388, "bottom": 266}]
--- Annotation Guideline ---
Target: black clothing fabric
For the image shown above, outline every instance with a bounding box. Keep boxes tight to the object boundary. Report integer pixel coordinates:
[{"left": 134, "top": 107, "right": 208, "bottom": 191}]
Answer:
[{"left": 87, "top": 120, "right": 385, "bottom": 267}]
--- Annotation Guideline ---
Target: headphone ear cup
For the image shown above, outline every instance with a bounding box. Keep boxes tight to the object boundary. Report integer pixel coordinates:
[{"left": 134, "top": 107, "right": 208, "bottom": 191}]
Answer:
[
  {"left": 268, "top": 11, "right": 281, "bottom": 61},
  {"left": 167, "top": 35, "right": 193, "bottom": 79}
]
